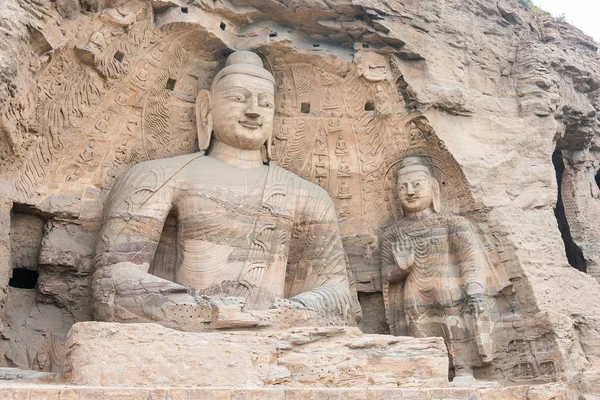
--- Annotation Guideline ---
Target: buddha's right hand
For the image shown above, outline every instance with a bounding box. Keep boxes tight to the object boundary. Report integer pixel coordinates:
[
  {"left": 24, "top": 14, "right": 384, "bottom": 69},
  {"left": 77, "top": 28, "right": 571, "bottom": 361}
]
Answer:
[{"left": 392, "top": 239, "right": 415, "bottom": 270}]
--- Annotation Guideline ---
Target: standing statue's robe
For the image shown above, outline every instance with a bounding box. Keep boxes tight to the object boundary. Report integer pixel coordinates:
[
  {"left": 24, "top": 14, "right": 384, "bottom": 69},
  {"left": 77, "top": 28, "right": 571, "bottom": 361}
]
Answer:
[
  {"left": 381, "top": 213, "right": 509, "bottom": 369},
  {"left": 94, "top": 153, "right": 361, "bottom": 327}
]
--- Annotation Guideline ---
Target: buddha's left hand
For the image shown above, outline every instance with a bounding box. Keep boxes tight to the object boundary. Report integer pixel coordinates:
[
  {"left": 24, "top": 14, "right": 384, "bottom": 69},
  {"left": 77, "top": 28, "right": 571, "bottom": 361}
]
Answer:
[{"left": 271, "top": 297, "right": 307, "bottom": 310}]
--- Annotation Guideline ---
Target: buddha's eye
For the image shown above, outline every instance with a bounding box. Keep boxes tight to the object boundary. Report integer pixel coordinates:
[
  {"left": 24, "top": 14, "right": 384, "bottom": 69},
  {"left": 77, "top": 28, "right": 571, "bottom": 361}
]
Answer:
[
  {"left": 415, "top": 183, "right": 420, "bottom": 187},
  {"left": 259, "top": 97, "right": 274, "bottom": 108},
  {"left": 234, "top": 94, "right": 246, "bottom": 102}
]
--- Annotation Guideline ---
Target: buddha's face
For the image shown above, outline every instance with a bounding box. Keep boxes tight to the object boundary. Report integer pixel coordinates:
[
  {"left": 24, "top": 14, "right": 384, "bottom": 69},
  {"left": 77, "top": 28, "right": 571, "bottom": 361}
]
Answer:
[
  {"left": 211, "top": 73, "right": 275, "bottom": 150},
  {"left": 397, "top": 169, "right": 433, "bottom": 215}
]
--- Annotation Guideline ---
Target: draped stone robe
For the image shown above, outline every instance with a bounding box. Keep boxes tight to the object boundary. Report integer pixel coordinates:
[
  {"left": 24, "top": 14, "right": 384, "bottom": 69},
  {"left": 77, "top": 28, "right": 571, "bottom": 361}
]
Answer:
[
  {"left": 93, "top": 153, "right": 361, "bottom": 328},
  {"left": 381, "top": 214, "right": 487, "bottom": 337}
]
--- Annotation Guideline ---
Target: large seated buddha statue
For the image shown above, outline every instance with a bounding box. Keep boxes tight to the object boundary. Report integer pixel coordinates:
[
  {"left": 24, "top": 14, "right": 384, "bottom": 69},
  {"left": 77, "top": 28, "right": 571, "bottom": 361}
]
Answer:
[{"left": 92, "top": 51, "right": 361, "bottom": 330}]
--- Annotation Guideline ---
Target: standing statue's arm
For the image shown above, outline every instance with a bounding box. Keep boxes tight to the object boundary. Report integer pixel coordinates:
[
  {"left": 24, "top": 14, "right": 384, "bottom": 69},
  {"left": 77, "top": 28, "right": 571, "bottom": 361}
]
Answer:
[{"left": 452, "top": 219, "right": 486, "bottom": 299}]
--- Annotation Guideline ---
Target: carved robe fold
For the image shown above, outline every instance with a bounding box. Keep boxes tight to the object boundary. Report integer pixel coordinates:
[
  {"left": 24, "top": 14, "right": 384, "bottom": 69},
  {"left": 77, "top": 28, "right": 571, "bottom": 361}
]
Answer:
[
  {"left": 94, "top": 154, "right": 361, "bottom": 326},
  {"left": 381, "top": 214, "right": 499, "bottom": 335}
]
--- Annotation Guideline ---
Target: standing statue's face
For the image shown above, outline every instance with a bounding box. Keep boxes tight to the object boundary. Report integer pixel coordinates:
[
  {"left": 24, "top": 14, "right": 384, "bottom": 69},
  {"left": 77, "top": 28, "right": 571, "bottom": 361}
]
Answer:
[
  {"left": 397, "top": 170, "right": 434, "bottom": 215},
  {"left": 211, "top": 73, "right": 275, "bottom": 150}
]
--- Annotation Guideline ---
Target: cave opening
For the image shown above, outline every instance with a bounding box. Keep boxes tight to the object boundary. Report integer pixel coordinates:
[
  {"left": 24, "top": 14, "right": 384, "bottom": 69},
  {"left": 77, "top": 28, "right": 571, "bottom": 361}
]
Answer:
[
  {"left": 595, "top": 168, "right": 600, "bottom": 190},
  {"left": 552, "top": 149, "right": 587, "bottom": 273},
  {"left": 8, "top": 269, "right": 38, "bottom": 289}
]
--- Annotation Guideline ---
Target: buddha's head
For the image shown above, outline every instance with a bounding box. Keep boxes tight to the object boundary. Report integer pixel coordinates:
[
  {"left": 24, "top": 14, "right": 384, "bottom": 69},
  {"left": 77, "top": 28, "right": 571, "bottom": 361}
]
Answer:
[
  {"left": 396, "top": 156, "right": 440, "bottom": 217},
  {"left": 196, "top": 51, "right": 275, "bottom": 158}
]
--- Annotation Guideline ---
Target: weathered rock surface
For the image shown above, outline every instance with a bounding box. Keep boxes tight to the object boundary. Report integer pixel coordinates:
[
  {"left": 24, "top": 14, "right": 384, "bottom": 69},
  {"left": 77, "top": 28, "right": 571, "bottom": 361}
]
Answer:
[
  {"left": 63, "top": 322, "right": 449, "bottom": 388},
  {"left": 0, "top": 0, "right": 597, "bottom": 397}
]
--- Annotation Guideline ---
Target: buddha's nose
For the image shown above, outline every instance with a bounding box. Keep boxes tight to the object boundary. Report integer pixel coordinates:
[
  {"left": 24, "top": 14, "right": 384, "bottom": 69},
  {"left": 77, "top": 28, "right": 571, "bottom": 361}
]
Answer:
[
  {"left": 245, "top": 97, "right": 260, "bottom": 118},
  {"left": 406, "top": 184, "right": 415, "bottom": 195}
]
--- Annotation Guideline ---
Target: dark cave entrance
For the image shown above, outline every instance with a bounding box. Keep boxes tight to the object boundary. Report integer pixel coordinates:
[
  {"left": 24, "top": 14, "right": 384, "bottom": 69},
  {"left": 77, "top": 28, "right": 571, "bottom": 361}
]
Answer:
[
  {"left": 552, "top": 149, "right": 587, "bottom": 273},
  {"left": 8, "top": 268, "right": 39, "bottom": 289}
]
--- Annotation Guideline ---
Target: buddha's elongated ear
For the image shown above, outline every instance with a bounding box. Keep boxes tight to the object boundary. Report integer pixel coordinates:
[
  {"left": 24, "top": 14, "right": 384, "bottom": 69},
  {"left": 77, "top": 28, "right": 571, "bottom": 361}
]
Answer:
[
  {"left": 264, "top": 131, "right": 273, "bottom": 162},
  {"left": 431, "top": 177, "right": 441, "bottom": 213},
  {"left": 195, "top": 89, "right": 212, "bottom": 152}
]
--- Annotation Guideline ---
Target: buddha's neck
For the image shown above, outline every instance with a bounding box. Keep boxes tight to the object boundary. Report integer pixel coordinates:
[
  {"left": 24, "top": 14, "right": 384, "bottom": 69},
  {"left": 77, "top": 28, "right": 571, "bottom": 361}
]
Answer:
[
  {"left": 208, "top": 139, "right": 264, "bottom": 169},
  {"left": 405, "top": 207, "right": 434, "bottom": 219}
]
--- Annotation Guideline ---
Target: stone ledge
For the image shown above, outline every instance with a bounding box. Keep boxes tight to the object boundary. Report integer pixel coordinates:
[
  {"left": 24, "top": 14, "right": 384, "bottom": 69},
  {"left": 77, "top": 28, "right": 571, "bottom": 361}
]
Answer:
[
  {"left": 0, "top": 384, "right": 571, "bottom": 400},
  {"left": 63, "top": 322, "right": 449, "bottom": 388}
]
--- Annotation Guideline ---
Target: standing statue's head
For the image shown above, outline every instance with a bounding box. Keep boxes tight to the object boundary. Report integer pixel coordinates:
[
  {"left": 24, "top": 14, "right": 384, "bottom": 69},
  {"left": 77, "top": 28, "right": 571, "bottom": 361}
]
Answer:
[
  {"left": 195, "top": 51, "right": 275, "bottom": 159},
  {"left": 396, "top": 156, "right": 441, "bottom": 217}
]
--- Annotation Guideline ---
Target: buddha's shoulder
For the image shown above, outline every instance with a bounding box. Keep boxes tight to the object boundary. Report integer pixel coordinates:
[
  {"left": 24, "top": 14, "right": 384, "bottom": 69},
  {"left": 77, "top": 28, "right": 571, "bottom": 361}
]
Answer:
[
  {"left": 125, "top": 153, "right": 204, "bottom": 176},
  {"left": 428, "top": 213, "right": 474, "bottom": 234},
  {"left": 381, "top": 213, "right": 471, "bottom": 234},
  {"left": 270, "top": 163, "right": 331, "bottom": 199}
]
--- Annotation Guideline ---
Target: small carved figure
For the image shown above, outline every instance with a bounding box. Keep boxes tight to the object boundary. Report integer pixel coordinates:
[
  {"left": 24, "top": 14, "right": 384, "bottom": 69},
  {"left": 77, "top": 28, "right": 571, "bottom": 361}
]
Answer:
[
  {"left": 335, "top": 134, "right": 349, "bottom": 156},
  {"left": 408, "top": 122, "right": 424, "bottom": 144},
  {"left": 316, "top": 169, "right": 328, "bottom": 179},
  {"left": 65, "top": 164, "right": 82, "bottom": 182},
  {"left": 355, "top": 51, "right": 389, "bottom": 82},
  {"left": 273, "top": 57, "right": 284, "bottom": 70},
  {"left": 323, "top": 87, "right": 339, "bottom": 110},
  {"left": 115, "top": 89, "right": 130, "bottom": 106},
  {"left": 321, "top": 71, "right": 334, "bottom": 86},
  {"left": 277, "top": 119, "right": 292, "bottom": 140},
  {"left": 270, "top": 139, "right": 279, "bottom": 161},
  {"left": 338, "top": 158, "right": 351, "bottom": 177},
  {"left": 114, "top": 140, "right": 128, "bottom": 164},
  {"left": 79, "top": 140, "right": 96, "bottom": 163},
  {"left": 337, "top": 179, "right": 352, "bottom": 199},
  {"left": 95, "top": 114, "right": 110, "bottom": 135},
  {"left": 314, "top": 128, "right": 327, "bottom": 156},
  {"left": 127, "top": 113, "right": 141, "bottom": 134},
  {"left": 151, "top": 47, "right": 164, "bottom": 62},
  {"left": 328, "top": 118, "right": 342, "bottom": 133},
  {"left": 135, "top": 63, "right": 150, "bottom": 83},
  {"left": 315, "top": 155, "right": 326, "bottom": 169},
  {"left": 281, "top": 92, "right": 295, "bottom": 114},
  {"left": 374, "top": 83, "right": 392, "bottom": 116},
  {"left": 381, "top": 156, "right": 492, "bottom": 381},
  {"left": 339, "top": 205, "right": 351, "bottom": 218}
]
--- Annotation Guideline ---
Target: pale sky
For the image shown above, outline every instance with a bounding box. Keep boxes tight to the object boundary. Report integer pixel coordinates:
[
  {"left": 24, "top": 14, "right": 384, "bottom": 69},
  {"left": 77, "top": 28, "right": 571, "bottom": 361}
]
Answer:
[{"left": 533, "top": 0, "right": 600, "bottom": 42}]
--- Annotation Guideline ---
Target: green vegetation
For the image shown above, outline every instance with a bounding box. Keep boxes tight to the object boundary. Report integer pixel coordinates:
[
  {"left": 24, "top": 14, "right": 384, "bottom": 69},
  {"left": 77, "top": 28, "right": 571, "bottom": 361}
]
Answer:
[{"left": 518, "top": 0, "right": 567, "bottom": 22}]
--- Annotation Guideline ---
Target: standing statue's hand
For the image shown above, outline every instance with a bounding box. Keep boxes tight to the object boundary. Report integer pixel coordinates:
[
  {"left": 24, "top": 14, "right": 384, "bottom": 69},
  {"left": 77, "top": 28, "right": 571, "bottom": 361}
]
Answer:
[
  {"left": 467, "top": 283, "right": 486, "bottom": 314},
  {"left": 392, "top": 239, "right": 415, "bottom": 270}
]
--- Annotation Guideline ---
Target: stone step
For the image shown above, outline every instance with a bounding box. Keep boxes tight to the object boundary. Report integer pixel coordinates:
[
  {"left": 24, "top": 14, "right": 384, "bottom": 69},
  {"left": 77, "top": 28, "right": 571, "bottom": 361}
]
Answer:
[{"left": 0, "top": 383, "right": 573, "bottom": 400}]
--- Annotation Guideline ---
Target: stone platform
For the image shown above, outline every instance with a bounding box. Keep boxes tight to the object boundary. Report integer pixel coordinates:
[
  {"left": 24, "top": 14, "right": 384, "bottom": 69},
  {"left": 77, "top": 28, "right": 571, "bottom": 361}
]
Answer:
[
  {"left": 62, "top": 322, "right": 448, "bottom": 388},
  {"left": 0, "top": 383, "right": 574, "bottom": 400}
]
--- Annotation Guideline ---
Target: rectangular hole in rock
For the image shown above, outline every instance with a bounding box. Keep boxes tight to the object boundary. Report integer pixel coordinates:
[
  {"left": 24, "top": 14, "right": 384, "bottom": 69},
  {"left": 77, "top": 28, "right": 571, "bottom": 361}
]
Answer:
[
  {"left": 364, "top": 102, "right": 375, "bottom": 111},
  {"left": 313, "top": 44, "right": 320, "bottom": 48},
  {"left": 9, "top": 269, "right": 39, "bottom": 289},
  {"left": 363, "top": 43, "right": 370, "bottom": 48},
  {"left": 300, "top": 102, "right": 311, "bottom": 113},
  {"left": 181, "top": 7, "right": 188, "bottom": 13},
  {"left": 220, "top": 22, "right": 226, "bottom": 30},
  {"left": 9, "top": 206, "right": 44, "bottom": 289},
  {"left": 166, "top": 78, "right": 177, "bottom": 91},
  {"left": 114, "top": 51, "right": 124, "bottom": 63},
  {"left": 269, "top": 32, "right": 277, "bottom": 37}
]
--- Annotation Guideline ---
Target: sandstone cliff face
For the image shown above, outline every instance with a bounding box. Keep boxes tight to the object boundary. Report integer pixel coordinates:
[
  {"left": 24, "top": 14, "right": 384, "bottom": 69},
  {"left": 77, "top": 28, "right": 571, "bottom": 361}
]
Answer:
[{"left": 0, "top": 0, "right": 598, "bottom": 394}]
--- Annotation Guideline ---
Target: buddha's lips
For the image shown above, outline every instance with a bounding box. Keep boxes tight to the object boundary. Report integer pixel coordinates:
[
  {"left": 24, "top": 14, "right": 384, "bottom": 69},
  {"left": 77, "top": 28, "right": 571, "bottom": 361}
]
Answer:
[{"left": 239, "top": 120, "right": 262, "bottom": 129}]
